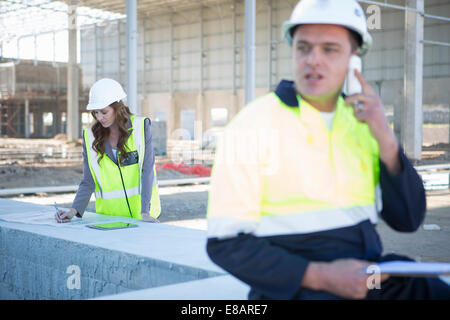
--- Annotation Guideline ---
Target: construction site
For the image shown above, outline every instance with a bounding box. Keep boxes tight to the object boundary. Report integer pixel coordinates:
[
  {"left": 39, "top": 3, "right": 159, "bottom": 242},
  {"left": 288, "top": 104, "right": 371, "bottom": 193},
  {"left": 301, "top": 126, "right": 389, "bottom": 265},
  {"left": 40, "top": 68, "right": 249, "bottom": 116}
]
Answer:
[{"left": 0, "top": 0, "right": 450, "bottom": 301}]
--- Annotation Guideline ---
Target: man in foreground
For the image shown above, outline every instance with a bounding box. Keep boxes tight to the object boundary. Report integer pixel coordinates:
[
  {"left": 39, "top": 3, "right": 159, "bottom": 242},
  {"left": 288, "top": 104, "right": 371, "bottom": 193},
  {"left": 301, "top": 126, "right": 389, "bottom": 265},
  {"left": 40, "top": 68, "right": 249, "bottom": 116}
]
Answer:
[{"left": 206, "top": 0, "right": 450, "bottom": 299}]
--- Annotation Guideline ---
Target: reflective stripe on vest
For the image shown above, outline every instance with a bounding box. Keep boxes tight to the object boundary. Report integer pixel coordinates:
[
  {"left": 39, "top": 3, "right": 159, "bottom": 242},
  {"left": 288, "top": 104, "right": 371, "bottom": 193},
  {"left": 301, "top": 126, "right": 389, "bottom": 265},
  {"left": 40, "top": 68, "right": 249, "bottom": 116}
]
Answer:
[
  {"left": 95, "top": 186, "right": 140, "bottom": 200},
  {"left": 207, "top": 203, "right": 378, "bottom": 239},
  {"left": 93, "top": 177, "right": 157, "bottom": 200}
]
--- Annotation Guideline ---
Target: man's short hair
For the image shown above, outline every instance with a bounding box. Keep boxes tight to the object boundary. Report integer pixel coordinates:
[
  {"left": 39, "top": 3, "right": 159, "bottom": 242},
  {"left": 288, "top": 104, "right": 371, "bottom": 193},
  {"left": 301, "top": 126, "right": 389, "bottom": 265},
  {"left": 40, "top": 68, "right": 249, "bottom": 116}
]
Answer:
[{"left": 348, "top": 29, "right": 363, "bottom": 52}]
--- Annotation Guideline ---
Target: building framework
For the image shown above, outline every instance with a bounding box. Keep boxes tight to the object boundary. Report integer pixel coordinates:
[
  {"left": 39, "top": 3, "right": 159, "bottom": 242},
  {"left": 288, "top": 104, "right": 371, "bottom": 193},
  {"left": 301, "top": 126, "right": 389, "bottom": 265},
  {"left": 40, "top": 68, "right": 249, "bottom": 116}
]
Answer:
[
  {"left": 0, "top": 0, "right": 449, "bottom": 160},
  {"left": 0, "top": 59, "right": 86, "bottom": 138}
]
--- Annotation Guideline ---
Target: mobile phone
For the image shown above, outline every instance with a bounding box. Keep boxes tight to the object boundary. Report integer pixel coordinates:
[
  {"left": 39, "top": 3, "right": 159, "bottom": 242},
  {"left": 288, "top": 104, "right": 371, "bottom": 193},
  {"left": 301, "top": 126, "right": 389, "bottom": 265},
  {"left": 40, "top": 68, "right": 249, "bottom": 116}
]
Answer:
[
  {"left": 344, "top": 55, "right": 362, "bottom": 96},
  {"left": 86, "top": 222, "right": 138, "bottom": 230}
]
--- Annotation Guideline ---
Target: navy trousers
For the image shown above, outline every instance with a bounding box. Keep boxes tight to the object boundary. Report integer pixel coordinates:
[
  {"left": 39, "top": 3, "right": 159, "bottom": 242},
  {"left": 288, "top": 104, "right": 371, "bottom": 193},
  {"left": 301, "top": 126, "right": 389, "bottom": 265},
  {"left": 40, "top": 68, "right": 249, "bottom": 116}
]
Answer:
[{"left": 250, "top": 254, "right": 450, "bottom": 300}]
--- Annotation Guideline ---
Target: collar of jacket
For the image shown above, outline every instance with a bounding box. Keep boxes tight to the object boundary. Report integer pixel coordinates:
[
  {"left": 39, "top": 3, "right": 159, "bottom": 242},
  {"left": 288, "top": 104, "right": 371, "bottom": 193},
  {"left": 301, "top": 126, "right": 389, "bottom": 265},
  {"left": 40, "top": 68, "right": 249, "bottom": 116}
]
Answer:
[
  {"left": 274, "top": 80, "right": 298, "bottom": 108},
  {"left": 274, "top": 79, "right": 348, "bottom": 108}
]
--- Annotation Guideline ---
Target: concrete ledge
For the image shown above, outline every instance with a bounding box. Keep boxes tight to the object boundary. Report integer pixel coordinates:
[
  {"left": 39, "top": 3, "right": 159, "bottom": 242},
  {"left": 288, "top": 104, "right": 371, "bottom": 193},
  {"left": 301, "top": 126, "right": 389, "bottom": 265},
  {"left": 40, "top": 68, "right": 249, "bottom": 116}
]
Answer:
[
  {"left": 96, "top": 275, "right": 249, "bottom": 300},
  {"left": 0, "top": 199, "right": 249, "bottom": 300}
]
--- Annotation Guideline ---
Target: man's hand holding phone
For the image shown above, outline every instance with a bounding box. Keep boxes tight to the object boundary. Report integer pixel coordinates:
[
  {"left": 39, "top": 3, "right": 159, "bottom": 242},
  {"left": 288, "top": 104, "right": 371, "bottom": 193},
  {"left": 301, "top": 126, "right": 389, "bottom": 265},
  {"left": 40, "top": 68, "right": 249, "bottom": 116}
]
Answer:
[
  {"left": 345, "top": 69, "right": 388, "bottom": 128},
  {"left": 345, "top": 69, "right": 401, "bottom": 175}
]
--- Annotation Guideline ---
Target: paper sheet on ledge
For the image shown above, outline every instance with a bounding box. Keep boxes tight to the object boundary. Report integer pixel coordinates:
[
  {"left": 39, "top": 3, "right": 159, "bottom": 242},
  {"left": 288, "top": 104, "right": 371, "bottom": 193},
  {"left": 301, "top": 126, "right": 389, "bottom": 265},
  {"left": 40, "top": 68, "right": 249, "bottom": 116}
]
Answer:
[
  {"left": 0, "top": 207, "right": 128, "bottom": 228},
  {"left": 366, "top": 261, "right": 450, "bottom": 277}
]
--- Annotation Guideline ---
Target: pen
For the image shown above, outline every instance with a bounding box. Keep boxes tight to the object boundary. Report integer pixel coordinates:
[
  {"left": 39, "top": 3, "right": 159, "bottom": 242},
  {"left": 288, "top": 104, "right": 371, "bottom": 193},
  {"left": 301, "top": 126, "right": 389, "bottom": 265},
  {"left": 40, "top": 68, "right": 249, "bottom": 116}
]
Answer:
[{"left": 54, "top": 202, "right": 62, "bottom": 220}]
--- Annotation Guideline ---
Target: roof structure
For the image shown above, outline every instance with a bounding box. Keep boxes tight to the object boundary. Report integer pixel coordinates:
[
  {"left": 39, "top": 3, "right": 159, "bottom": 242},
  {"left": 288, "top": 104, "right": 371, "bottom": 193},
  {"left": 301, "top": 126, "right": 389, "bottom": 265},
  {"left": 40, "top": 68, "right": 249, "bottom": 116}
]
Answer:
[
  {"left": 0, "top": 0, "right": 231, "bottom": 45},
  {"left": 0, "top": 0, "right": 125, "bottom": 42},
  {"left": 78, "top": 0, "right": 226, "bottom": 15}
]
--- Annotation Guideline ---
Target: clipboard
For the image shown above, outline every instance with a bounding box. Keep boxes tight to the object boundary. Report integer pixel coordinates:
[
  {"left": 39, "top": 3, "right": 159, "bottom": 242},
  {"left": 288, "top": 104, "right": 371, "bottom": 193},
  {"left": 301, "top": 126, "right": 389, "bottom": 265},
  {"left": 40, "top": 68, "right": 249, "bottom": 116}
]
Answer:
[{"left": 365, "top": 261, "right": 450, "bottom": 277}]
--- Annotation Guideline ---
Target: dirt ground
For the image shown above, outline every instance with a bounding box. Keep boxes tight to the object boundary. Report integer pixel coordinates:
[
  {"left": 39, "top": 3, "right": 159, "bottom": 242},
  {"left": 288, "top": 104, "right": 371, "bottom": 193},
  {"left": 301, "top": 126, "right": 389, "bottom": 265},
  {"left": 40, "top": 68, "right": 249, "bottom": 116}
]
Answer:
[
  {"left": 0, "top": 127, "right": 448, "bottom": 189},
  {"left": 0, "top": 164, "right": 203, "bottom": 189},
  {"left": 376, "top": 189, "right": 450, "bottom": 262}
]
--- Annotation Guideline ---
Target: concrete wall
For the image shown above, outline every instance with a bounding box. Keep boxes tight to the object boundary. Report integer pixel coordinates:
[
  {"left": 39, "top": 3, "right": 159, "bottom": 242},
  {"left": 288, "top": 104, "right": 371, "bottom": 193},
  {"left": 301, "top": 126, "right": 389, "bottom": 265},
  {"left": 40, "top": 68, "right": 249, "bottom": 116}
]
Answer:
[
  {"left": 141, "top": 88, "right": 268, "bottom": 140},
  {"left": 0, "top": 227, "right": 216, "bottom": 299},
  {"left": 363, "top": 0, "right": 450, "bottom": 111},
  {"left": 0, "top": 199, "right": 249, "bottom": 300},
  {"left": 79, "top": 1, "right": 294, "bottom": 93},
  {"left": 374, "top": 77, "right": 450, "bottom": 111},
  {"left": 79, "top": 0, "right": 450, "bottom": 136},
  {"left": 364, "top": 0, "right": 450, "bottom": 81}
]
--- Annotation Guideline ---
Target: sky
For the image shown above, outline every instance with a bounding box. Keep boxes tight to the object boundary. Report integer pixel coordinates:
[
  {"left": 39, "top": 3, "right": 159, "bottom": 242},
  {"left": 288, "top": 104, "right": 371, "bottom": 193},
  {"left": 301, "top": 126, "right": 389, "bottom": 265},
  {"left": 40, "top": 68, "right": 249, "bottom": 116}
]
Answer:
[{"left": 0, "top": 0, "right": 124, "bottom": 63}]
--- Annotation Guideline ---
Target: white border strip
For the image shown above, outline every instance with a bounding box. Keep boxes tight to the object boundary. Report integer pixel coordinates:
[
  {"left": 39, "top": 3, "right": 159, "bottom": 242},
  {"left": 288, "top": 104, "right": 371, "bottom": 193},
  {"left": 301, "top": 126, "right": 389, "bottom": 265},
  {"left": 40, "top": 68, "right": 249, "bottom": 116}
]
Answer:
[{"left": 0, "top": 178, "right": 211, "bottom": 196}]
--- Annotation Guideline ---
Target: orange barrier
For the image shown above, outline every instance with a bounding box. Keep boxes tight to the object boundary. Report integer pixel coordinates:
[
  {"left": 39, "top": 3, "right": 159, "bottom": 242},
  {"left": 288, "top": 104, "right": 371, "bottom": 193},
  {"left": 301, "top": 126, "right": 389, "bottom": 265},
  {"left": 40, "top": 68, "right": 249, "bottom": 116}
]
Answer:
[{"left": 156, "top": 162, "right": 211, "bottom": 177}]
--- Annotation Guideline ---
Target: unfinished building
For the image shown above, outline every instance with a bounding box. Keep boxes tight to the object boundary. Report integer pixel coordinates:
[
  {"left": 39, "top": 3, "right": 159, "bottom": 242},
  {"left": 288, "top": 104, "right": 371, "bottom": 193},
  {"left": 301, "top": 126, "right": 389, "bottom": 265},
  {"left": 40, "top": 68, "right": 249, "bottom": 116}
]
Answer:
[
  {"left": 0, "top": 59, "right": 85, "bottom": 138},
  {"left": 0, "top": 0, "right": 449, "bottom": 160},
  {"left": 80, "top": 0, "right": 450, "bottom": 160}
]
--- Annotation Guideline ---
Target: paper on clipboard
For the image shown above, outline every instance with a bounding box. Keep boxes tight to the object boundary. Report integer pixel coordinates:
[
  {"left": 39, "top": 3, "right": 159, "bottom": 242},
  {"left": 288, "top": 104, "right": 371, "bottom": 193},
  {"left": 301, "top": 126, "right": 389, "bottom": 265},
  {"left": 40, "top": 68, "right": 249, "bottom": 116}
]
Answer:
[{"left": 365, "top": 261, "right": 450, "bottom": 277}]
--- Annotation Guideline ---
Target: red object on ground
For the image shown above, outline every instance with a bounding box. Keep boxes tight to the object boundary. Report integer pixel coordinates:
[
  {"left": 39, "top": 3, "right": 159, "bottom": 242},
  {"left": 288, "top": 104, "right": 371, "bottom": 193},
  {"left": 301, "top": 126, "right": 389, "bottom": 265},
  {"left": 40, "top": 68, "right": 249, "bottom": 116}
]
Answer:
[{"left": 155, "top": 162, "right": 211, "bottom": 177}]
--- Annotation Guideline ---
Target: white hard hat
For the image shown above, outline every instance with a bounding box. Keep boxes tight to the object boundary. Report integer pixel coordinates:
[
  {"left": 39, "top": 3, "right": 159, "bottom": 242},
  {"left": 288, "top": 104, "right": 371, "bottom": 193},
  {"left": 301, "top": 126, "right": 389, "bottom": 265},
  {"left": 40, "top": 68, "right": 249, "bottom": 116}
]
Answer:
[
  {"left": 282, "top": 0, "right": 373, "bottom": 56},
  {"left": 86, "top": 78, "right": 127, "bottom": 111}
]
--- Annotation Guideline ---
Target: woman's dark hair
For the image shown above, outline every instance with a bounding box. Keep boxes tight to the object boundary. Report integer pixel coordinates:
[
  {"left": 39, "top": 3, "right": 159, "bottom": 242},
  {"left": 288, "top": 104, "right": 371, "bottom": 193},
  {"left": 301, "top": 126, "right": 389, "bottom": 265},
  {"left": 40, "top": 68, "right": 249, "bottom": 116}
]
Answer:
[{"left": 91, "top": 101, "right": 133, "bottom": 166}]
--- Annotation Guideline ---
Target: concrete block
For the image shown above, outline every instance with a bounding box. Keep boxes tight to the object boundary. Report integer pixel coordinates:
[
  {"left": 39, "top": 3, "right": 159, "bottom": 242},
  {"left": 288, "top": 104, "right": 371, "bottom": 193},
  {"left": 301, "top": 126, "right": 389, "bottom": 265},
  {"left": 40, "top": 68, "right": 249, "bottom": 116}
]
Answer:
[
  {"left": 0, "top": 198, "right": 249, "bottom": 300},
  {"left": 96, "top": 275, "right": 249, "bottom": 300}
]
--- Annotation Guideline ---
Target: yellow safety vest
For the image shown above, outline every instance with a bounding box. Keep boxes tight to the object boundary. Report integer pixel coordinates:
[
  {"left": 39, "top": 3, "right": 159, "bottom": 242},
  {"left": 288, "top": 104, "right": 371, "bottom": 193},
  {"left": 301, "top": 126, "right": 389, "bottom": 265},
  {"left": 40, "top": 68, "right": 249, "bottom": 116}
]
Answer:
[
  {"left": 207, "top": 93, "right": 382, "bottom": 239},
  {"left": 84, "top": 115, "right": 161, "bottom": 219}
]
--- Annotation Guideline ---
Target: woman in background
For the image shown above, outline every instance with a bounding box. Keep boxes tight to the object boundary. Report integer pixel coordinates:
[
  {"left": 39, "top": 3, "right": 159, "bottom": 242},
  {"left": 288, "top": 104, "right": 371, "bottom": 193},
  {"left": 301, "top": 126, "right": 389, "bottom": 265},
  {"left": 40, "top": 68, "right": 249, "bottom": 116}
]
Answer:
[{"left": 55, "top": 78, "right": 161, "bottom": 223}]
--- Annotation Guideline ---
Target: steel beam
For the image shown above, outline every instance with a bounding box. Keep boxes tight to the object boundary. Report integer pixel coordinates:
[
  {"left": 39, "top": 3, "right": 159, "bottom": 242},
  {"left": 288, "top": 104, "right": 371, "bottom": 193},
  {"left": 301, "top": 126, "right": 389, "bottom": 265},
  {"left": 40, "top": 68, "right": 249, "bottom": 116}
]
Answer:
[
  {"left": 268, "top": 0, "right": 273, "bottom": 91},
  {"left": 67, "top": 0, "right": 80, "bottom": 141},
  {"left": 126, "top": 0, "right": 139, "bottom": 114},
  {"left": 232, "top": 0, "right": 237, "bottom": 96},
  {"left": 244, "top": 0, "right": 256, "bottom": 105},
  {"left": 403, "top": 0, "right": 424, "bottom": 160}
]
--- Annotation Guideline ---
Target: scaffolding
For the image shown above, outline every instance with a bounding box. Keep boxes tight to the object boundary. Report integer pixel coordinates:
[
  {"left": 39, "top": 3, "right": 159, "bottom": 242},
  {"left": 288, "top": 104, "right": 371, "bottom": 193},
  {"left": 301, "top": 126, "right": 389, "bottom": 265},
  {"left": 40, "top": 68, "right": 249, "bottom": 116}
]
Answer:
[
  {"left": 358, "top": 0, "right": 450, "bottom": 160},
  {"left": 0, "top": 59, "right": 86, "bottom": 138}
]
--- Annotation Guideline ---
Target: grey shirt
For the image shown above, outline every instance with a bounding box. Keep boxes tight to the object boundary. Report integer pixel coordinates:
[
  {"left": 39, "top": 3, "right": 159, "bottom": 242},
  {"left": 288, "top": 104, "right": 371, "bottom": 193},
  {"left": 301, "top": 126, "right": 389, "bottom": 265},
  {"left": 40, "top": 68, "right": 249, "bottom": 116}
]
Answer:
[{"left": 72, "top": 117, "right": 155, "bottom": 217}]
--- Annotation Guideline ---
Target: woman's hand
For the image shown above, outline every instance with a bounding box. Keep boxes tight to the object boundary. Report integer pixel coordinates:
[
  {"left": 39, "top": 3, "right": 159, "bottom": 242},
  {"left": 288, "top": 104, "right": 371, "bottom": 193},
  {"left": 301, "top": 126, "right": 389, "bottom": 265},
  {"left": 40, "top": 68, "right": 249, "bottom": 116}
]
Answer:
[
  {"left": 141, "top": 213, "right": 160, "bottom": 223},
  {"left": 55, "top": 208, "right": 77, "bottom": 223}
]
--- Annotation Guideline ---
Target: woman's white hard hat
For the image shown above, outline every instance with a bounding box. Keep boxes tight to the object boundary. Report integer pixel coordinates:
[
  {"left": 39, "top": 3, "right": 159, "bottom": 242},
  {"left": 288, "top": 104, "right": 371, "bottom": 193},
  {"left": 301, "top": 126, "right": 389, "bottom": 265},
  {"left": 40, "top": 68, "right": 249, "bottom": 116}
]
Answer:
[
  {"left": 86, "top": 78, "right": 127, "bottom": 111},
  {"left": 282, "top": 0, "right": 373, "bottom": 56}
]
